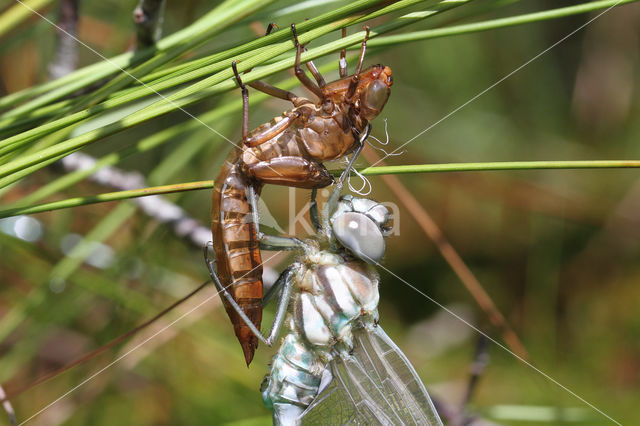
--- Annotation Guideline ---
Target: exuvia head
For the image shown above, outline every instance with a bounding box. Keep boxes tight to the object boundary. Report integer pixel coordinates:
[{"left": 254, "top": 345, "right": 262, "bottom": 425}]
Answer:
[
  {"left": 322, "top": 64, "right": 392, "bottom": 124},
  {"left": 357, "top": 65, "right": 393, "bottom": 121},
  {"left": 330, "top": 195, "right": 392, "bottom": 264}
]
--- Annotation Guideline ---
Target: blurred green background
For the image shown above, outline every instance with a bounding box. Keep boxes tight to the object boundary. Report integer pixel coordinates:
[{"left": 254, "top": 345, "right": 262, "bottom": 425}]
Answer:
[{"left": 0, "top": 0, "right": 639, "bottom": 424}]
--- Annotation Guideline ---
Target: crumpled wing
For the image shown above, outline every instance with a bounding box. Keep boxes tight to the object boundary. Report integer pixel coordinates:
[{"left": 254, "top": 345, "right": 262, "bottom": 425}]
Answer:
[{"left": 298, "top": 325, "right": 443, "bottom": 425}]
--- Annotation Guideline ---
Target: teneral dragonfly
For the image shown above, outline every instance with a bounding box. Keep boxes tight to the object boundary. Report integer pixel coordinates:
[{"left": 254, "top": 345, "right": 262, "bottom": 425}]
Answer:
[{"left": 206, "top": 156, "right": 442, "bottom": 425}]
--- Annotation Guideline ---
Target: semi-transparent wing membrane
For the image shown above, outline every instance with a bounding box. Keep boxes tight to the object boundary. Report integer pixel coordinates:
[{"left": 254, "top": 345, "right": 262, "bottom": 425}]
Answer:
[{"left": 299, "top": 326, "right": 443, "bottom": 425}]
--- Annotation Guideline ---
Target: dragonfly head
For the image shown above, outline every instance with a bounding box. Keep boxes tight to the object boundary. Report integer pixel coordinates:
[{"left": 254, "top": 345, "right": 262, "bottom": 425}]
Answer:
[
  {"left": 330, "top": 196, "right": 392, "bottom": 264},
  {"left": 358, "top": 65, "right": 393, "bottom": 121}
]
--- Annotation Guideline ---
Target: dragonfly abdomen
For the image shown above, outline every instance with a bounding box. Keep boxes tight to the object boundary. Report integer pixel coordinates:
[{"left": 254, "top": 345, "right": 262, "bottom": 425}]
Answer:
[
  {"left": 262, "top": 254, "right": 380, "bottom": 421},
  {"left": 261, "top": 333, "right": 324, "bottom": 417},
  {"left": 211, "top": 153, "right": 264, "bottom": 365}
]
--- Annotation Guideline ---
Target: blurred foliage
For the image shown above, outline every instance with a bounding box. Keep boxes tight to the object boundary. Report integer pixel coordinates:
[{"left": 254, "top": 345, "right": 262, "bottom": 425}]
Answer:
[{"left": 0, "top": 0, "right": 639, "bottom": 425}]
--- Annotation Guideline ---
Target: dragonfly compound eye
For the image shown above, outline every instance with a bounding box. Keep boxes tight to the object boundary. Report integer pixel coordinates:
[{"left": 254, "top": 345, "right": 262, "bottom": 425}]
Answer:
[
  {"left": 361, "top": 80, "right": 390, "bottom": 121},
  {"left": 332, "top": 212, "right": 385, "bottom": 263}
]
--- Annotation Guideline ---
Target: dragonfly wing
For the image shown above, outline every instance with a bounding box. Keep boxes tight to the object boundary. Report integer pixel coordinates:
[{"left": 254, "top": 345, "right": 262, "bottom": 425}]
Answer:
[{"left": 298, "top": 325, "right": 443, "bottom": 425}]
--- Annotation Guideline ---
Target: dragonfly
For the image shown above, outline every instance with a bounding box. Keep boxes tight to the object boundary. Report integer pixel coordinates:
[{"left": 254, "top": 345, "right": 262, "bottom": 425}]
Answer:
[
  {"left": 205, "top": 156, "right": 442, "bottom": 425},
  {"left": 210, "top": 23, "right": 393, "bottom": 365}
]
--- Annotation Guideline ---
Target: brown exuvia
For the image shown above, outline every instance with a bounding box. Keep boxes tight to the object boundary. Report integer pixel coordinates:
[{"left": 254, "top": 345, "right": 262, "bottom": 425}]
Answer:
[{"left": 210, "top": 24, "right": 392, "bottom": 365}]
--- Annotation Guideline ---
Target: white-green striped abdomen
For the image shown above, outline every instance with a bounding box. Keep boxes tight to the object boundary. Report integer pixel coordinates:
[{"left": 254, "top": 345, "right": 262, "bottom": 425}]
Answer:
[{"left": 261, "top": 250, "right": 379, "bottom": 424}]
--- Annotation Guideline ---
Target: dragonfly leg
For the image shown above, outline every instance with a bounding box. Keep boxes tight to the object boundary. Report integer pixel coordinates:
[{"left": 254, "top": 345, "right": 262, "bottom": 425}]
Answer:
[
  {"left": 260, "top": 267, "right": 296, "bottom": 344},
  {"left": 244, "top": 110, "right": 301, "bottom": 147},
  {"left": 245, "top": 185, "right": 306, "bottom": 251},
  {"left": 309, "top": 188, "right": 321, "bottom": 232},
  {"left": 259, "top": 234, "right": 302, "bottom": 251},
  {"left": 235, "top": 23, "right": 312, "bottom": 108},
  {"left": 244, "top": 156, "right": 333, "bottom": 188},
  {"left": 291, "top": 23, "right": 324, "bottom": 99},
  {"left": 232, "top": 61, "right": 250, "bottom": 142},
  {"left": 204, "top": 242, "right": 294, "bottom": 346},
  {"left": 321, "top": 123, "right": 370, "bottom": 235},
  {"left": 232, "top": 62, "right": 306, "bottom": 147},
  {"left": 346, "top": 26, "right": 371, "bottom": 100},
  {"left": 262, "top": 265, "right": 288, "bottom": 307},
  {"left": 295, "top": 19, "right": 326, "bottom": 88},
  {"left": 248, "top": 80, "right": 311, "bottom": 108},
  {"left": 339, "top": 27, "right": 348, "bottom": 78},
  {"left": 301, "top": 44, "right": 325, "bottom": 88},
  {"left": 264, "top": 22, "right": 277, "bottom": 36}
]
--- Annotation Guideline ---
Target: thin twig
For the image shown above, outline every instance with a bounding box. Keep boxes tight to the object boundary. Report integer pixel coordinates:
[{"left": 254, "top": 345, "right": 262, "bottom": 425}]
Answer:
[
  {"left": 0, "top": 385, "right": 16, "bottom": 425},
  {"left": 44, "top": 0, "right": 207, "bottom": 248},
  {"left": 133, "top": 0, "right": 167, "bottom": 48},
  {"left": 0, "top": 281, "right": 210, "bottom": 404},
  {"left": 48, "top": 0, "right": 79, "bottom": 80},
  {"left": 60, "top": 152, "right": 212, "bottom": 248},
  {"left": 457, "top": 335, "right": 490, "bottom": 426},
  {"left": 0, "top": 2, "right": 81, "bottom": 423}
]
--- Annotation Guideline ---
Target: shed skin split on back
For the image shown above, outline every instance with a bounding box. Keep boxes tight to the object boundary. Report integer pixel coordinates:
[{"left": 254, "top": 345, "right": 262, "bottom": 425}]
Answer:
[{"left": 211, "top": 24, "right": 393, "bottom": 365}]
